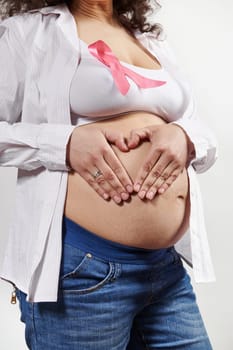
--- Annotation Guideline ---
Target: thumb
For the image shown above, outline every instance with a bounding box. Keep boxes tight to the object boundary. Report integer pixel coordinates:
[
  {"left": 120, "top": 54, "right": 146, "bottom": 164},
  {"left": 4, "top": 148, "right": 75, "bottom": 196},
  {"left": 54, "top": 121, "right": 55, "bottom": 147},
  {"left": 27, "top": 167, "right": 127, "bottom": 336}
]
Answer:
[
  {"left": 103, "top": 129, "right": 129, "bottom": 152},
  {"left": 127, "top": 128, "right": 150, "bottom": 149}
]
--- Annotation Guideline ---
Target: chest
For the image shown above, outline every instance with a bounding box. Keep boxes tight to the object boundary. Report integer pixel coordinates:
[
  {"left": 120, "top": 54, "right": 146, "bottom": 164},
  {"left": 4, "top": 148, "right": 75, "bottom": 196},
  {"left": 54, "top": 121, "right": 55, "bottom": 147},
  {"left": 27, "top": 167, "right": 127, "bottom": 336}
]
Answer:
[
  {"left": 73, "top": 21, "right": 162, "bottom": 70},
  {"left": 22, "top": 18, "right": 190, "bottom": 126}
]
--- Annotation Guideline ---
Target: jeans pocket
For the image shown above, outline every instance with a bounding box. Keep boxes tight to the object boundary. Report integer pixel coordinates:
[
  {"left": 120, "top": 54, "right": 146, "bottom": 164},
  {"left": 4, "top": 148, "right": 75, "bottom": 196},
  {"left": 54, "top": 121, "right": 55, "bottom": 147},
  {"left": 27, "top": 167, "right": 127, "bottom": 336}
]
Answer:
[{"left": 59, "top": 243, "right": 120, "bottom": 294}]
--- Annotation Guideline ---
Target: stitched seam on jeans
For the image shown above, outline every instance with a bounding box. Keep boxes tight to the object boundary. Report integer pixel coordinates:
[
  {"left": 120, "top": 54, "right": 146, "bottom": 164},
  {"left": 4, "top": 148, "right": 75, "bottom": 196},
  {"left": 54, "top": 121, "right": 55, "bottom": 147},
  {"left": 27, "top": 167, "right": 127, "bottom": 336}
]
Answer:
[
  {"left": 60, "top": 254, "right": 89, "bottom": 280},
  {"left": 62, "top": 261, "right": 114, "bottom": 294},
  {"left": 110, "top": 262, "right": 122, "bottom": 282}
]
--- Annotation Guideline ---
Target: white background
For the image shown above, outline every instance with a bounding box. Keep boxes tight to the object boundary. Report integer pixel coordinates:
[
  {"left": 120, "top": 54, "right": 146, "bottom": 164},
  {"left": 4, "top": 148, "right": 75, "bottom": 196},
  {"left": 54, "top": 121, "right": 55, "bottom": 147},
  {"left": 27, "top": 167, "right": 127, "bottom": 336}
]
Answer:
[{"left": 0, "top": 0, "right": 232, "bottom": 349}]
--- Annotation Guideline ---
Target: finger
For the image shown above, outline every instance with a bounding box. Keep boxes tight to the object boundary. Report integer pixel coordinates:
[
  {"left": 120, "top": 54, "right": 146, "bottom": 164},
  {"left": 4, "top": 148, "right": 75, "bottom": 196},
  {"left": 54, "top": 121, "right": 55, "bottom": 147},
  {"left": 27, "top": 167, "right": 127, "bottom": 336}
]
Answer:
[
  {"left": 157, "top": 165, "right": 183, "bottom": 194},
  {"left": 133, "top": 148, "right": 161, "bottom": 193},
  {"left": 86, "top": 169, "right": 125, "bottom": 204},
  {"left": 157, "top": 168, "right": 181, "bottom": 195},
  {"left": 81, "top": 171, "right": 112, "bottom": 201},
  {"left": 127, "top": 128, "right": 150, "bottom": 149},
  {"left": 137, "top": 151, "right": 174, "bottom": 199},
  {"left": 104, "top": 130, "right": 128, "bottom": 152},
  {"left": 94, "top": 158, "right": 132, "bottom": 203},
  {"left": 102, "top": 147, "right": 134, "bottom": 193},
  {"left": 145, "top": 160, "right": 179, "bottom": 199}
]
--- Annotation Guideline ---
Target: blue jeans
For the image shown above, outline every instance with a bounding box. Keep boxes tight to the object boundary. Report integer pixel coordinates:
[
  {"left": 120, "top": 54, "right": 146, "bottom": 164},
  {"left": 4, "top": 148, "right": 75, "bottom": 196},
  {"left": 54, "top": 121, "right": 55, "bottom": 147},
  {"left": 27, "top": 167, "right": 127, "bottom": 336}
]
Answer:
[{"left": 16, "top": 225, "right": 212, "bottom": 349}]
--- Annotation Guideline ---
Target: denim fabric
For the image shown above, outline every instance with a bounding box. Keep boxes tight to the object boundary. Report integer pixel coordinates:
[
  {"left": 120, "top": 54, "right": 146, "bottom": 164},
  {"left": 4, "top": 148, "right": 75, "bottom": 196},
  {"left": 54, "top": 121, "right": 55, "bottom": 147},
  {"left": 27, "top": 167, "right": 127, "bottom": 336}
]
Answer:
[
  {"left": 62, "top": 215, "right": 169, "bottom": 264},
  {"left": 16, "top": 243, "right": 212, "bottom": 349}
]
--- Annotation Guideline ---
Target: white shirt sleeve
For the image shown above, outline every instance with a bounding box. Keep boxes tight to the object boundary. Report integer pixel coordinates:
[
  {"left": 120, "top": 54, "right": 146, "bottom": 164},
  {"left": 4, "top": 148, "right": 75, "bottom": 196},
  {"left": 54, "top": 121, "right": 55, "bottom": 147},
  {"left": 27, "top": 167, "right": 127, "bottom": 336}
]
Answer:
[
  {"left": 155, "top": 36, "right": 218, "bottom": 173},
  {"left": 0, "top": 18, "right": 76, "bottom": 172},
  {"left": 171, "top": 90, "right": 218, "bottom": 173}
]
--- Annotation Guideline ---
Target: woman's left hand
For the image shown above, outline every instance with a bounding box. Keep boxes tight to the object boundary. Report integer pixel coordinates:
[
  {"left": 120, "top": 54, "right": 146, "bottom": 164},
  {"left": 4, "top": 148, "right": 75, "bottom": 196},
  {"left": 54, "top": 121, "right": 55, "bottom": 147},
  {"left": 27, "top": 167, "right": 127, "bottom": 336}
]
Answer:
[{"left": 127, "top": 123, "right": 194, "bottom": 200}]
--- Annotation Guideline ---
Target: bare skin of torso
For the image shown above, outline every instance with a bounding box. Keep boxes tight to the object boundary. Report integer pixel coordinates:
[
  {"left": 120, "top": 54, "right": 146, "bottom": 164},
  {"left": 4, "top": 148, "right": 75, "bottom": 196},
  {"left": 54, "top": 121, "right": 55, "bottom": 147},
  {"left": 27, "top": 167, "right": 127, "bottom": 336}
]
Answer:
[
  {"left": 64, "top": 14, "right": 190, "bottom": 249},
  {"left": 64, "top": 113, "right": 190, "bottom": 249}
]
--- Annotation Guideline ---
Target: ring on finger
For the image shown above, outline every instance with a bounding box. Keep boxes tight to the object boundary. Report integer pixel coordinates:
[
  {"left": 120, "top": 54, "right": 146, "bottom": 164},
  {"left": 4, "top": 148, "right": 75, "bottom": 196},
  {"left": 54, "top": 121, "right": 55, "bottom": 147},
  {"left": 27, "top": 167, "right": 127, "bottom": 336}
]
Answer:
[{"left": 92, "top": 169, "right": 103, "bottom": 180}]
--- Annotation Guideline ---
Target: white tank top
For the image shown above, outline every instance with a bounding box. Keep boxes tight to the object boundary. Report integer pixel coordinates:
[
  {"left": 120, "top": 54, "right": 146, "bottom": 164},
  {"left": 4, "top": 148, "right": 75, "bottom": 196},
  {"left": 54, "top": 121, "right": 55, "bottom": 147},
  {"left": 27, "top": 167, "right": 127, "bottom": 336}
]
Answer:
[{"left": 70, "top": 39, "right": 187, "bottom": 126}]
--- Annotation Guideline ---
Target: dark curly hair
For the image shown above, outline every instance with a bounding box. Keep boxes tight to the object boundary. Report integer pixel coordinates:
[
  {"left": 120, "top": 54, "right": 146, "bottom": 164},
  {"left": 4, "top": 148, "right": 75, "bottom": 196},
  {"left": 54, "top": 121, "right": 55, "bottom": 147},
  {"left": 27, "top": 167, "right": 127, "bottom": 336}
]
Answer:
[{"left": 0, "top": 0, "right": 163, "bottom": 37}]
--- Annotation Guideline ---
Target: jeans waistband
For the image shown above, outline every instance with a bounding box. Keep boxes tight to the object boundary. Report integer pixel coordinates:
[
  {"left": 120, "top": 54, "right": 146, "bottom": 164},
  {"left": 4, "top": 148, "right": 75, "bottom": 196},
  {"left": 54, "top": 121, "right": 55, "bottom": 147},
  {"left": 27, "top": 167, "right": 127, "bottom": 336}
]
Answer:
[{"left": 62, "top": 216, "right": 171, "bottom": 264}]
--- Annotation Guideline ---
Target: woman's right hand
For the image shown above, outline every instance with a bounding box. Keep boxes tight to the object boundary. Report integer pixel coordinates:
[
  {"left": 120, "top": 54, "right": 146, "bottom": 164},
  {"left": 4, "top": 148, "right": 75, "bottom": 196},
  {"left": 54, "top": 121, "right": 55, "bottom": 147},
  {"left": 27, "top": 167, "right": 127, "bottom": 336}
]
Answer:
[{"left": 66, "top": 126, "right": 134, "bottom": 204}]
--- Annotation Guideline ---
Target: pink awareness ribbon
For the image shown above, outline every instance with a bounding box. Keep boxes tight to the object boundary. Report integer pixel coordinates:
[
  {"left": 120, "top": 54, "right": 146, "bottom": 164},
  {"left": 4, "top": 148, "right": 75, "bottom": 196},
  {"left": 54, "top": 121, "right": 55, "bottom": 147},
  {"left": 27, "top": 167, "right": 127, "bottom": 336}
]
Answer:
[{"left": 88, "top": 40, "right": 166, "bottom": 95}]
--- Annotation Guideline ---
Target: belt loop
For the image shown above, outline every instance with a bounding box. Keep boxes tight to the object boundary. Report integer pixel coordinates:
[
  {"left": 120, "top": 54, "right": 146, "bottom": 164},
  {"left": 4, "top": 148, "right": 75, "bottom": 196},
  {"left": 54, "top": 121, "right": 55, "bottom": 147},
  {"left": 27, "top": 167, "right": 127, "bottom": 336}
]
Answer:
[{"left": 110, "top": 263, "right": 122, "bottom": 281}]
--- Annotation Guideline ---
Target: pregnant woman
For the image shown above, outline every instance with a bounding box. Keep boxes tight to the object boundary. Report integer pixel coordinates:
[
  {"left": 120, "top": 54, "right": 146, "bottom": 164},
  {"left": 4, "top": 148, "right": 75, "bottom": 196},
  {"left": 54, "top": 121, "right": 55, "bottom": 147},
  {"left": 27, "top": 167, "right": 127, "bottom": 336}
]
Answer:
[{"left": 0, "top": 0, "right": 217, "bottom": 349}]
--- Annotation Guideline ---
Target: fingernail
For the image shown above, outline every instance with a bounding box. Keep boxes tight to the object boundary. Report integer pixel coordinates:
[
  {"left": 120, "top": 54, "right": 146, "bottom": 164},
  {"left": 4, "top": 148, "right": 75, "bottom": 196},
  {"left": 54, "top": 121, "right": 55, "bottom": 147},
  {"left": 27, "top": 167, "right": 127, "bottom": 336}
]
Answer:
[
  {"left": 159, "top": 188, "right": 165, "bottom": 194},
  {"left": 146, "top": 191, "right": 154, "bottom": 200},
  {"left": 126, "top": 185, "right": 133, "bottom": 193},
  {"left": 134, "top": 184, "right": 141, "bottom": 192},
  {"left": 121, "top": 192, "right": 129, "bottom": 201},
  {"left": 103, "top": 193, "right": 109, "bottom": 200},
  {"left": 114, "top": 195, "right": 122, "bottom": 204},
  {"left": 138, "top": 190, "right": 146, "bottom": 199}
]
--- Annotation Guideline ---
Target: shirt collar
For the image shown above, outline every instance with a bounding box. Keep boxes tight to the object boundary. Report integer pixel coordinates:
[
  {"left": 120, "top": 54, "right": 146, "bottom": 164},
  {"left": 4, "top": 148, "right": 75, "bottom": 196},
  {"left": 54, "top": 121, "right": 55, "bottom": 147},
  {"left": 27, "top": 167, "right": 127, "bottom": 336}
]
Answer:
[
  {"left": 29, "top": 3, "right": 80, "bottom": 51},
  {"left": 28, "top": 3, "right": 155, "bottom": 52},
  {"left": 28, "top": 3, "right": 67, "bottom": 15}
]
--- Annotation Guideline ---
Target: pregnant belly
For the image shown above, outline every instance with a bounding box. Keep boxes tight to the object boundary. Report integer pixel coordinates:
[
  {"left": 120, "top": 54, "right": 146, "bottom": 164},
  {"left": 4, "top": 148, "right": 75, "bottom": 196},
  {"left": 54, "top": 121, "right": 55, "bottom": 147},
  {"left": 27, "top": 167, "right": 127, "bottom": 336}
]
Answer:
[{"left": 64, "top": 112, "right": 190, "bottom": 249}]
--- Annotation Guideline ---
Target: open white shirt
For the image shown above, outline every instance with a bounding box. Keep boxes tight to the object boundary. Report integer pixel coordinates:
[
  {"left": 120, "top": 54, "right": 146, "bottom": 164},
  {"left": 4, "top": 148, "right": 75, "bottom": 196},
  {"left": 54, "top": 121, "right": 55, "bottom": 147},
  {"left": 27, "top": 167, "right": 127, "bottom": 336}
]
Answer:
[{"left": 0, "top": 4, "right": 218, "bottom": 302}]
